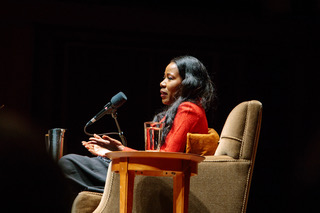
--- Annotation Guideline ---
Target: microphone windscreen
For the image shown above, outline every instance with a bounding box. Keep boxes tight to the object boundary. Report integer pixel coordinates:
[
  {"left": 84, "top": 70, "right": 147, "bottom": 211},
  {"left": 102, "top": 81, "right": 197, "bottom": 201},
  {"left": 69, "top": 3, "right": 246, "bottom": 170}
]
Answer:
[{"left": 111, "top": 92, "right": 127, "bottom": 108}]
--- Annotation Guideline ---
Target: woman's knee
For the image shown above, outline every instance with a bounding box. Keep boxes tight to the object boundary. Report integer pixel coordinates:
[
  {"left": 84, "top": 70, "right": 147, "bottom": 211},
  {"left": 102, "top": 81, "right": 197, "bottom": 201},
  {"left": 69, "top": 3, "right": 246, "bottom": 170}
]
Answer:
[{"left": 58, "top": 154, "right": 80, "bottom": 172}]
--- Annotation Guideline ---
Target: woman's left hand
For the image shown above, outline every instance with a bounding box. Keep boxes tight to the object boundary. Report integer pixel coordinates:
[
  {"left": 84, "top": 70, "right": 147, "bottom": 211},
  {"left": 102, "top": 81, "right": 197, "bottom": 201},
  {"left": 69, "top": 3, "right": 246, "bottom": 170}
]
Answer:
[{"left": 82, "top": 134, "right": 124, "bottom": 157}]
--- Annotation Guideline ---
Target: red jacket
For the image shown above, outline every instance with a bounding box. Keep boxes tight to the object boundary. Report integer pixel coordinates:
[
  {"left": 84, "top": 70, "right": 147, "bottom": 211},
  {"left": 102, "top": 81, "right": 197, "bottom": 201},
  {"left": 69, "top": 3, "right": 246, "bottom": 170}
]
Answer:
[
  {"left": 160, "top": 102, "right": 208, "bottom": 152},
  {"left": 124, "top": 102, "right": 208, "bottom": 152}
]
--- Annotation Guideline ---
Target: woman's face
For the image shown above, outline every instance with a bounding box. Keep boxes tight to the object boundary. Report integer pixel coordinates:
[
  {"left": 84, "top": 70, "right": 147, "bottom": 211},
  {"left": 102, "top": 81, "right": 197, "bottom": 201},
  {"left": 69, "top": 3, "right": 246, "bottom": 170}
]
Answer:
[{"left": 160, "top": 62, "right": 183, "bottom": 105}]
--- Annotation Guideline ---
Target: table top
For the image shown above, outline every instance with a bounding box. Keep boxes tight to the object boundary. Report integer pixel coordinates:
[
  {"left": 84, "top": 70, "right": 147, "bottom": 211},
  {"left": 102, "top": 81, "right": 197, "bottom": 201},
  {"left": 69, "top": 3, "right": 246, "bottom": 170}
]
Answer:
[{"left": 105, "top": 151, "right": 205, "bottom": 163}]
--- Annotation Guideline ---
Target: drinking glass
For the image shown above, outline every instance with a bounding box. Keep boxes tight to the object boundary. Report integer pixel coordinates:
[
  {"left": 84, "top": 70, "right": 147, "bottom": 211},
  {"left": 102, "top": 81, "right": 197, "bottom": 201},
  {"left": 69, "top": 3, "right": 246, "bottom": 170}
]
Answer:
[{"left": 144, "top": 122, "right": 164, "bottom": 151}]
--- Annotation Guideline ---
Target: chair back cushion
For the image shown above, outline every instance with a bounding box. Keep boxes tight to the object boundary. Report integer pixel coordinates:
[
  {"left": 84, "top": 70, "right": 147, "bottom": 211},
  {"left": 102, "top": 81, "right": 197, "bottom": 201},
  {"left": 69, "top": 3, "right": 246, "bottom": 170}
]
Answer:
[{"left": 214, "top": 100, "right": 262, "bottom": 160}]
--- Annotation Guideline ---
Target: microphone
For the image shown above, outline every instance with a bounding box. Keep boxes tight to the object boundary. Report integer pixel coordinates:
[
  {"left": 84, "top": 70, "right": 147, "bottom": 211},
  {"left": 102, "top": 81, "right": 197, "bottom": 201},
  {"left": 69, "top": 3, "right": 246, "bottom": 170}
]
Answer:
[{"left": 86, "top": 92, "right": 127, "bottom": 126}]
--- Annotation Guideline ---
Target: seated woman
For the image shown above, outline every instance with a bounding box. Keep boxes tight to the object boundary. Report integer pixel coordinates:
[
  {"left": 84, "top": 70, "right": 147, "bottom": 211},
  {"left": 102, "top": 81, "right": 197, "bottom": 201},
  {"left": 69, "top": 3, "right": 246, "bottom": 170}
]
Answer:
[{"left": 59, "top": 55, "right": 215, "bottom": 196}]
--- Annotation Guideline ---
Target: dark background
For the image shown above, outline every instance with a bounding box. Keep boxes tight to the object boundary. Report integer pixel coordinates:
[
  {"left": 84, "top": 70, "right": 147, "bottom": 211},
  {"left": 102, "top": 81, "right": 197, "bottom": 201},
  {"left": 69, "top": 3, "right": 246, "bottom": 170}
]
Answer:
[{"left": 1, "top": 0, "right": 320, "bottom": 212}]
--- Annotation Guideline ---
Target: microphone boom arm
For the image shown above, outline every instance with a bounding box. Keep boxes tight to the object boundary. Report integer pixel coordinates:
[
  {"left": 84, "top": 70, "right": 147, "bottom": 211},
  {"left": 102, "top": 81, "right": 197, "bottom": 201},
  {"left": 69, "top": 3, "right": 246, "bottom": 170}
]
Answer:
[{"left": 111, "top": 112, "right": 127, "bottom": 146}]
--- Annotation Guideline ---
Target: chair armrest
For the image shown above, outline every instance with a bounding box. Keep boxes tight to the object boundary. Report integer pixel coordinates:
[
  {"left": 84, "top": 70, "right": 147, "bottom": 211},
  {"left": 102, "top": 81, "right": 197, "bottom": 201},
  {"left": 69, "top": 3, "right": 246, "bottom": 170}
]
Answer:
[
  {"left": 204, "top": 155, "right": 236, "bottom": 162},
  {"left": 94, "top": 162, "right": 120, "bottom": 213},
  {"left": 189, "top": 155, "right": 253, "bottom": 213}
]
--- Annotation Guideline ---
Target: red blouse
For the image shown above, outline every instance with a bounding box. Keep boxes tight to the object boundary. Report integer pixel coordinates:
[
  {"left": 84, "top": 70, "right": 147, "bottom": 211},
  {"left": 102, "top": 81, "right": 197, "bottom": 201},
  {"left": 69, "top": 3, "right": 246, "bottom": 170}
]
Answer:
[{"left": 123, "top": 102, "right": 208, "bottom": 152}]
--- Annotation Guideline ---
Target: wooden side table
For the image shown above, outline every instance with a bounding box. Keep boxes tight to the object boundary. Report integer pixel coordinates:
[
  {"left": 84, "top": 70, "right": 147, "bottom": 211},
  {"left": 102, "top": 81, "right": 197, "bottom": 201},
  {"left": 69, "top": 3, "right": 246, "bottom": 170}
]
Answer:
[{"left": 105, "top": 151, "right": 204, "bottom": 213}]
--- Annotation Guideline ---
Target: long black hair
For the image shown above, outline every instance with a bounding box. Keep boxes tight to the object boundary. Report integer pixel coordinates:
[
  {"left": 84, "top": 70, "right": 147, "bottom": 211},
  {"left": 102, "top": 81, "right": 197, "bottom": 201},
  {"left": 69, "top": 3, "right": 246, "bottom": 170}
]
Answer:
[{"left": 153, "top": 55, "right": 215, "bottom": 144}]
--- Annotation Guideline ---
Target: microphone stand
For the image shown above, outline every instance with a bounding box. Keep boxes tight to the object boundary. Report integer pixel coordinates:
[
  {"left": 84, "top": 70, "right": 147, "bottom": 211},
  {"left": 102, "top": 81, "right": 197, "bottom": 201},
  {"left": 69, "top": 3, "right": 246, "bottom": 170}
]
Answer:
[
  {"left": 111, "top": 111, "right": 127, "bottom": 146},
  {"left": 84, "top": 111, "right": 127, "bottom": 147}
]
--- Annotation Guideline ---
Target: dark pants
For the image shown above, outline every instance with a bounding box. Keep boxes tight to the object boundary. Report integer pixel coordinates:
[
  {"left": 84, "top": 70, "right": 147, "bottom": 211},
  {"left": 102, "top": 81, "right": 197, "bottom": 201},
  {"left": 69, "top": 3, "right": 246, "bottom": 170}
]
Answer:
[{"left": 58, "top": 154, "right": 111, "bottom": 197}]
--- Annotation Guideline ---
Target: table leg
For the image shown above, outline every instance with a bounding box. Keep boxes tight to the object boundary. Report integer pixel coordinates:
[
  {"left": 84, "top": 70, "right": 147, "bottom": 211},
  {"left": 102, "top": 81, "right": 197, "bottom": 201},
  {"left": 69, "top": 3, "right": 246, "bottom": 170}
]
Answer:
[
  {"left": 173, "top": 163, "right": 191, "bottom": 213},
  {"left": 119, "top": 157, "right": 135, "bottom": 213}
]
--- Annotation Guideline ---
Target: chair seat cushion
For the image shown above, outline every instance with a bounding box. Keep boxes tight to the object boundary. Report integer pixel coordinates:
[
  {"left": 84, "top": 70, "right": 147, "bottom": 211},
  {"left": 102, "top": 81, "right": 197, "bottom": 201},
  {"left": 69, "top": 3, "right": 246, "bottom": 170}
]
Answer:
[
  {"left": 71, "top": 191, "right": 102, "bottom": 213},
  {"left": 186, "top": 128, "right": 219, "bottom": 156}
]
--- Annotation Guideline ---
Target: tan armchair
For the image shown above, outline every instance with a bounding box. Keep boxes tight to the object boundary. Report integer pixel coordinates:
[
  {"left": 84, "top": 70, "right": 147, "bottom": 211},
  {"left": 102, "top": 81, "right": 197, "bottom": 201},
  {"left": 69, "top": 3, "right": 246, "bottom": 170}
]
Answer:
[{"left": 72, "top": 100, "right": 262, "bottom": 213}]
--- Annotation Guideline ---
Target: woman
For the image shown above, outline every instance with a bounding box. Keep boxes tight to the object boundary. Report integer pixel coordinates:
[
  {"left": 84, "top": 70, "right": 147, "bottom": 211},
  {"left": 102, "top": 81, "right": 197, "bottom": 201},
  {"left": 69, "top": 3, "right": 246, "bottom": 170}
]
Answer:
[{"left": 59, "top": 55, "right": 215, "bottom": 195}]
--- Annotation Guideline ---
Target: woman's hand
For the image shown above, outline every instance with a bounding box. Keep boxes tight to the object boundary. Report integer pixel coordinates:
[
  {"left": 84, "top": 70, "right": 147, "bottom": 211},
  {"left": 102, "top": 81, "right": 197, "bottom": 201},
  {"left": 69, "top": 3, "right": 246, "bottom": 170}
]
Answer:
[{"left": 82, "top": 134, "right": 125, "bottom": 157}]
